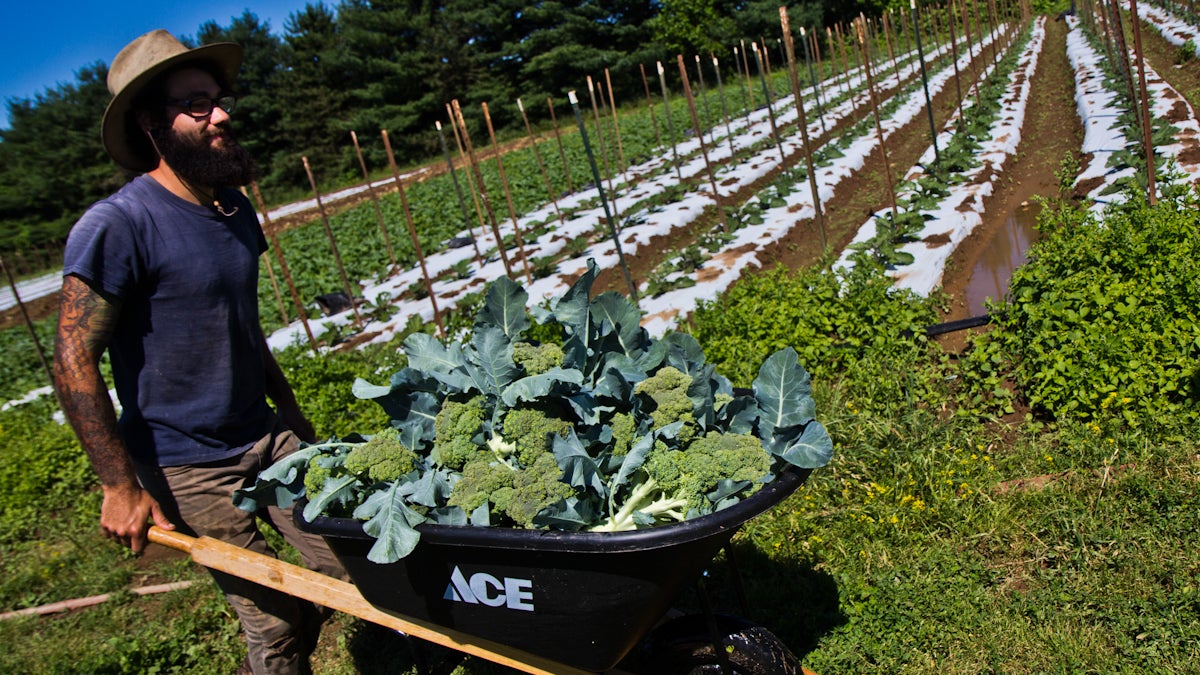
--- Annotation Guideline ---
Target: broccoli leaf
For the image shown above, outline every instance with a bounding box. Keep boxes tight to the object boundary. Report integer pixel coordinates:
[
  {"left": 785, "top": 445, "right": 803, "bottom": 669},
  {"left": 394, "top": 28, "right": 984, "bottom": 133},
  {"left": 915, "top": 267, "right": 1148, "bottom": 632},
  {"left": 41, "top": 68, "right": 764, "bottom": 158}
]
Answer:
[
  {"left": 552, "top": 429, "right": 606, "bottom": 493},
  {"left": 590, "top": 291, "right": 648, "bottom": 358},
  {"left": 661, "top": 332, "right": 708, "bottom": 378},
  {"left": 611, "top": 433, "right": 657, "bottom": 487},
  {"left": 469, "top": 324, "right": 520, "bottom": 396},
  {"left": 358, "top": 482, "right": 426, "bottom": 564},
  {"left": 771, "top": 420, "right": 834, "bottom": 468},
  {"left": 532, "top": 497, "right": 598, "bottom": 531},
  {"left": 499, "top": 367, "right": 584, "bottom": 407},
  {"left": 426, "top": 506, "right": 468, "bottom": 525},
  {"left": 404, "top": 333, "right": 474, "bottom": 392},
  {"left": 401, "top": 466, "right": 455, "bottom": 507},
  {"left": 551, "top": 259, "right": 597, "bottom": 340},
  {"left": 302, "top": 473, "right": 360, "bottom": 522},
  {"left": 232, "top": 444, "right": 325, "bottom": 511},
  {"left": 477, "top": 275, "right": 530, "bottom": 339},
  {"left": 718, "top": 394, "right": 761, "bottom": 435},
  {"left": 753, "top": 348, "right": 816, "bottom": 433}
]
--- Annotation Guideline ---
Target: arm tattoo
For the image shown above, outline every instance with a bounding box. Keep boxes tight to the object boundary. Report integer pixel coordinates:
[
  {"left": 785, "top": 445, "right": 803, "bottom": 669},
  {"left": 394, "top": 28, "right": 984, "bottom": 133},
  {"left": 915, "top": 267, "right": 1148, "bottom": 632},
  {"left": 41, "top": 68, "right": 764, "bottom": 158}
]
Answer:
[{"left": 54, "top": 275, "right": 135, "bottom": 487}]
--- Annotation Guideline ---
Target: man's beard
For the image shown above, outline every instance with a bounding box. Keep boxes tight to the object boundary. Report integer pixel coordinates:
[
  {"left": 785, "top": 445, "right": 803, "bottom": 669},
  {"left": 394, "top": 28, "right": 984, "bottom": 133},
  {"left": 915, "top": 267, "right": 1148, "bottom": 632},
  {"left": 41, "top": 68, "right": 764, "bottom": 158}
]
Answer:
[{"left": 156, "top": 124, "right": 261, "bottom": 188}]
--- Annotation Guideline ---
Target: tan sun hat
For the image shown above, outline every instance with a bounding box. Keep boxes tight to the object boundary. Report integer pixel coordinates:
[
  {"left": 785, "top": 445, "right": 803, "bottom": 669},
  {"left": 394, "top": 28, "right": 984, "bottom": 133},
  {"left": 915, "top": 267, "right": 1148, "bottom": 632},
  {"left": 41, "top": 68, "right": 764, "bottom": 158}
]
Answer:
[{"left": 101, "top": 29, "right": 243, "bottom": 172}]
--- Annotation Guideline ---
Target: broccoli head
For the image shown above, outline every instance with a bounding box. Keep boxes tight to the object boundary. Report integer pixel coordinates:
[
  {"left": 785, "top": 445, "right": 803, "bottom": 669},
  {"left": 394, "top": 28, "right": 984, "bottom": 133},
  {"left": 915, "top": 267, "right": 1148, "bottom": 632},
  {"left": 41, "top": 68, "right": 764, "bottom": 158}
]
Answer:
[
  {"left": 448, "top": 450, "right": 572, "bottom": 528},
  {"left": 343, "top": 427, "right": 420, "bottom": 483},
  {"left": 608, "top": 411, "right": 637, "bottom": 457},
  {"left": 504, "top": 452, "right": 574, "bottom": 527},
  {"left": 433, "top": 395, "right": 487, "bottom": 470},
  {"left": 447, "top": 456, "right": 516, "bottom": 514},
  {"left": 511, "top": 341, "right": 565, "bottom": 376},
  {"left": 500, "top": 405, "right": 574, "bottom": 467},
  {"left": 635, "top": 366, "right": 697, "bottom": 443},
  {"left": 645, "top": 431, "right": 771, "bottom": 511},
  {"left": 304, "top": 456, "right": 333, "bottom": 495}
]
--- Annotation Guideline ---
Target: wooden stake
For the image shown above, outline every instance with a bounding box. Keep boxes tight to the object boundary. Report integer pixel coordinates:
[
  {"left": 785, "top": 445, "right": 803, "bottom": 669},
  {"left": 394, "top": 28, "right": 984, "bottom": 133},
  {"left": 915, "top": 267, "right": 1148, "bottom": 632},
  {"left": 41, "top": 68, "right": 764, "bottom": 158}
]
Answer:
[
  {"left": 639, "top": 64, "right": 664, "bottom": 148},
  {"left": 780, "top": 8, "right": 828, "bottom": 251},
  {"left": 382, "top": 130, "right": 445, "bottom": 336},
  {"left": 693, "top": 55, "right": 715, "bottom": 139},
  {"left": 1, "top": 254, "right": 55, "bottom": 393},
  {"left": 799, "top": 26, "right": 828, "bottom": 136},
  {"left": 250, "top": 182, "right": 317, "bottom": 354},
  {"left": 260, "top": 245, "right": 289, "bottom": 328},
  {"left": 883, "top": 10, "right": 901, "bottom": 84},
  {"left": 435, "top": 120, "right": 486, "bottom": 266},
  {"left": 604, "top": 68, "right": 629, "bottom": 179},
  {"left": 657, "top": 61, "right": 684, "bottom": 181},
  {"left": 751, "top": 42, "right": 786, "bottom": 162},
  {"left": 947, "top": 0, "right": 967, "bottom": 124},
  {"left": 452, "top": 99, "right": 513, "bottom": 277},
  {"left": 447, "top": 103, "right": 500, "bottom": 259},
  {"left": 1129, "top": 0, "right": 1157, "bottom": 204},
  {"left": 585, "top": 76, "right": 615, "bottom": 199},
  {"left": 739, "top": 40, "right": 756, "bottom": 112},
  {"left": 481, "top": 102, "right": 534, "bottom": 284},
  {"left": 302, "top": 156, "right": 363, "bottom": 329},
  {"left": 911, "top": 0, "right": 941, "bottom": 164},
  {"left": 676, "top": 54, "right": 728, "bottom": 233},
  {"left": 857, "top": 18, "right": 899, "bottom": 222},
  {"left": 350, "top": 131, "right": 398, "bottom": 267},
  {"left": 711, "top": 54, "right": 736, "bottom": 156},
  {"left": 545, "top": 98, "right": 574, "bottom": 194},
  {"left": 516, "top": 98, "right": 563, "bottom": 222}
]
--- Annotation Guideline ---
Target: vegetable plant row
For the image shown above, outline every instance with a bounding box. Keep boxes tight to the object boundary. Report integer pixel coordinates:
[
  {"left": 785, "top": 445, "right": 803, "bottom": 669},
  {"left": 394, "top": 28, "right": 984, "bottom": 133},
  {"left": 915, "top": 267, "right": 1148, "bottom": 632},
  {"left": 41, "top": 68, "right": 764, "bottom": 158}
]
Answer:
[
  {"left": 265, "top": 21, "right": 1010, "bottom": 349},
  {"left": 836, "top": 17, "right": 1042, "bottom": 293},
  {"left": 1065, "top": 13, "right": 1200, "bottom": 207},
  {"left": 632, "top": 23, "right": 1016, "bottom": 335}
]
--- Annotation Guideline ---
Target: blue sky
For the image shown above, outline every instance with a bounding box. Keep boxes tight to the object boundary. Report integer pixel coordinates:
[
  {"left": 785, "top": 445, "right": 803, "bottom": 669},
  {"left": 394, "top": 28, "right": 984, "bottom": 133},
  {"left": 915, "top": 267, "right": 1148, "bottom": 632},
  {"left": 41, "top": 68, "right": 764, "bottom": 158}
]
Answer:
[{"left": 1, "top": 1, "right": 314, "bottom": 130}]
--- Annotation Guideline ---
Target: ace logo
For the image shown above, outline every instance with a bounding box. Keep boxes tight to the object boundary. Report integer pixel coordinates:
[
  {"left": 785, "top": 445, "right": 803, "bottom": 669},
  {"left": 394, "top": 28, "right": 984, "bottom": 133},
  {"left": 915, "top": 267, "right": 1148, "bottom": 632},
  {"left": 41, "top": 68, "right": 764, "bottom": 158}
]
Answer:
[{"left": 443, "top": 566, "right": 535, "bottom": 611}]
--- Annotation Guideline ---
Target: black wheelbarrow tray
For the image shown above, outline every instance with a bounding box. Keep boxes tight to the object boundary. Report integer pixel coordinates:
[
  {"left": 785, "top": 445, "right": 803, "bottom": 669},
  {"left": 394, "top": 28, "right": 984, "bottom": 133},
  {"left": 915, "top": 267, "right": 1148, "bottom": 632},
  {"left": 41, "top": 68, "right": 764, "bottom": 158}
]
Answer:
[{"left": 294, "top": 465, "right": 811, "bottom": 673}]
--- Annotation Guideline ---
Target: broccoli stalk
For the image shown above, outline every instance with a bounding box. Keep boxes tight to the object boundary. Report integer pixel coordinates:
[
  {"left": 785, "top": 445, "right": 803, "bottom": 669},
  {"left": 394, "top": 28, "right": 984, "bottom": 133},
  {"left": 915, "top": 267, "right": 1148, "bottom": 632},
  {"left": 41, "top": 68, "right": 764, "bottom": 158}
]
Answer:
[
  {"left": 590, "top": 473, "right": 690, "bottom": 532},
  {"left": 591, "top": 431, "right": 771, "bottom": 532}
]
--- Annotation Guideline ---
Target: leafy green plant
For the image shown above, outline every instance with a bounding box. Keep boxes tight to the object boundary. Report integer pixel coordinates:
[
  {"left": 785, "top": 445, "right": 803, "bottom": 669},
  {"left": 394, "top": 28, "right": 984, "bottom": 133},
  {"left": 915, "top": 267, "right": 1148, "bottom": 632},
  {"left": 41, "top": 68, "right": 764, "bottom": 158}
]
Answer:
[
  {"left": 236, "top": 260, "right": 833, "bottom": 563},
  {"left": 1176, "top": 38, "right": 1196, "bottom": 65},
  {"left": 686, "top": 261, "right": 941, "bottom": 386},
  {"left": 959, "top": 191, "right": 1200, "bottom": 424}
]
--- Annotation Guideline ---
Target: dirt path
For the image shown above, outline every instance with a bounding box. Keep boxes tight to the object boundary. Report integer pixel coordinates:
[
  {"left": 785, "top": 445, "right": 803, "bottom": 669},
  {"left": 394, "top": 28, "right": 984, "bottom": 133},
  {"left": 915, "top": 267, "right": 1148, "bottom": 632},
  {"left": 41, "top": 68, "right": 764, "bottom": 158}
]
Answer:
[{"left": 934, "top": 17, "right": 1084, "bottom": 351}]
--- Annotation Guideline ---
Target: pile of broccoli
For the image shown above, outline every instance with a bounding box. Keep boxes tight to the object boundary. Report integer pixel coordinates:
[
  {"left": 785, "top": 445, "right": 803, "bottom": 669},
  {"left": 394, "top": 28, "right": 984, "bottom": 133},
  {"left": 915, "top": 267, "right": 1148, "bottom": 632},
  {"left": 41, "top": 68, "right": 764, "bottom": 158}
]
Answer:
[{"left": 236, "top": 262, "right": 831, "bottom": 563}]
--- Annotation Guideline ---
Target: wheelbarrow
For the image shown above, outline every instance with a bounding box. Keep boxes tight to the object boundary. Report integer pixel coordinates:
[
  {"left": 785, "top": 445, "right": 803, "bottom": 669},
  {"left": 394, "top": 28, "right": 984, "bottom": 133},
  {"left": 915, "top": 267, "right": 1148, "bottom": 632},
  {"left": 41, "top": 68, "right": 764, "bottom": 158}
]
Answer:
[{"left": 150, "top": 465, "right": 815, "bottom": 674}]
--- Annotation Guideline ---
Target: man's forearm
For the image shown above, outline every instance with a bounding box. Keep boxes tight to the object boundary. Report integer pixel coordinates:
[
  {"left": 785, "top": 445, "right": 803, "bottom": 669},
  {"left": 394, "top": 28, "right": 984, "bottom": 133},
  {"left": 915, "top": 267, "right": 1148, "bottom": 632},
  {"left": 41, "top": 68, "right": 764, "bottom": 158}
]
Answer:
[{"left": 55, "top": 275, "right": 135, "bottom": 486}]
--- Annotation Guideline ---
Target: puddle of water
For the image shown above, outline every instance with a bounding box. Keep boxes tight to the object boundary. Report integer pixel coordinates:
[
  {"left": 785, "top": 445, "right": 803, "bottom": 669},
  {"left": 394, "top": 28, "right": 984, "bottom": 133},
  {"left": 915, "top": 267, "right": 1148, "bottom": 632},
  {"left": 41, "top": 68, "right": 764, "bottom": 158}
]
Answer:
[{"left": 965, "top": 203, "right": 1041, "bottom": 315}]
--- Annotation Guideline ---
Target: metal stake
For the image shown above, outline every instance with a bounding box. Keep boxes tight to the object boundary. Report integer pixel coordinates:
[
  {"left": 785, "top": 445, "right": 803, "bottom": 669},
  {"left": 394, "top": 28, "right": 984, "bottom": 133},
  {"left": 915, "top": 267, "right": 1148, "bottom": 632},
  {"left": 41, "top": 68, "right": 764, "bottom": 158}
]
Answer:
[{"left": 567, "top": 90, "right": 638, "bottom": 304}]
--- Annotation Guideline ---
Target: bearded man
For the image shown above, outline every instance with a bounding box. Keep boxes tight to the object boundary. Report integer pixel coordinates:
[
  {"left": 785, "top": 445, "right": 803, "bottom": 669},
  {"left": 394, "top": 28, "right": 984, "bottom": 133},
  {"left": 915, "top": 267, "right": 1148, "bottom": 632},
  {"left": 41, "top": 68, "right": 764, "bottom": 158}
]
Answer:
[{"left": 54, "top": 30, "right": 343, "bottom": 674}]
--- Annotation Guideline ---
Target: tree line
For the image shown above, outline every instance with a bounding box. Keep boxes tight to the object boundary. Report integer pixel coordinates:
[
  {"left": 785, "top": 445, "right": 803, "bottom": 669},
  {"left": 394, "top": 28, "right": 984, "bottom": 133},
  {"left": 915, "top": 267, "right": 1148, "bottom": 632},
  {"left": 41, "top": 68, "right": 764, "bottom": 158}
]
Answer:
[{"left": 0, "top": 0, "right": 870, "bottom": 268}]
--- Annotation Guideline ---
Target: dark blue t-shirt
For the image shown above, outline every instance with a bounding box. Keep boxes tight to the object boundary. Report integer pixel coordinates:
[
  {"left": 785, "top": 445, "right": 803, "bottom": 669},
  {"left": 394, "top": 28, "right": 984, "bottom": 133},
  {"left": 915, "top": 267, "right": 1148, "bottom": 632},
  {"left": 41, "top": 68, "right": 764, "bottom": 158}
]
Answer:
[{"left": 62, "top": 175, "right": 274, "bottom": 467}]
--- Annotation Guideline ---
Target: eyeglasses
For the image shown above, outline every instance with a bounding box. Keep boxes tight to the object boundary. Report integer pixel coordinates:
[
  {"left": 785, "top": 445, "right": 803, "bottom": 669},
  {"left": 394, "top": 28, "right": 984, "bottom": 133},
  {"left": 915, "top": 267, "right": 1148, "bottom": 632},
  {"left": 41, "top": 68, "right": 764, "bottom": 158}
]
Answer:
[{"left": 165, "top": 94, "right": 237, "bottom": 119}]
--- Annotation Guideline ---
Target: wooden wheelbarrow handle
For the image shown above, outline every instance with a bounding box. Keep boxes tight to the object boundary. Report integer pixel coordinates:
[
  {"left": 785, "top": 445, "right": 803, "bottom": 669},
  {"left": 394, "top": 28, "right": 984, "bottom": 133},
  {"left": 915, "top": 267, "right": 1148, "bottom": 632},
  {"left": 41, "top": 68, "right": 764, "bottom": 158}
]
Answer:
[{"left": 147, "top": 526, "right": 591, "bottom": 675}]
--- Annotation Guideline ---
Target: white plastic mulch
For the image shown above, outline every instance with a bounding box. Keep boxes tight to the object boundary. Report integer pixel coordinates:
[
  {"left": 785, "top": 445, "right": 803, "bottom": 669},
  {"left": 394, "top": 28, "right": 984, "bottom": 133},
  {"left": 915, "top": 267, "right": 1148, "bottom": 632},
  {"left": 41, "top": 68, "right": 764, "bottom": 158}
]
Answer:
[
  {"left": 1065, "top": 14, "right": 1200, "bottom": 209},
  {"left": 266, "top": 27, "right": 1005, "bottom": 348},
  {"left": 832, "top": 18, "right": 1046, "bottom": 296}
]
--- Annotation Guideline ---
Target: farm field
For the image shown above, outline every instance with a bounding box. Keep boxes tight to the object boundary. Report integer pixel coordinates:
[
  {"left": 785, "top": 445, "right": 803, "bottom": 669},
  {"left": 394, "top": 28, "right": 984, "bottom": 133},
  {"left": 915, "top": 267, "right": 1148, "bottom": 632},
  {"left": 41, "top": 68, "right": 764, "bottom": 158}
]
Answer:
[{"left": 3, "top": 4, "right": 1200, "bottom": 673}]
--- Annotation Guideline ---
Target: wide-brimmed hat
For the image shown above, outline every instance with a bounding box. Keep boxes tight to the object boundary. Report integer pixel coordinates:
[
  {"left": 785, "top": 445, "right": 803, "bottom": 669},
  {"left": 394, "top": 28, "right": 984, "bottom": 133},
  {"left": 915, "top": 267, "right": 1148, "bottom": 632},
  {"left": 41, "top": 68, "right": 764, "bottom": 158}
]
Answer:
[{"left": 101, "top": 29, "right": 243, "bottom": 172}]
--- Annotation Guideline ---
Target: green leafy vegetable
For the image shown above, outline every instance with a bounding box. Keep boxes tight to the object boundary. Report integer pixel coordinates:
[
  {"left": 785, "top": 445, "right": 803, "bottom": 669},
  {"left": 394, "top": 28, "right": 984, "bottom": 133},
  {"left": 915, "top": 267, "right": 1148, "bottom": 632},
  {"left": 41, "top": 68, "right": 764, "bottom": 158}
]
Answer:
[{"left": 236, "top": 259, "right": 833, "bottom": 562}]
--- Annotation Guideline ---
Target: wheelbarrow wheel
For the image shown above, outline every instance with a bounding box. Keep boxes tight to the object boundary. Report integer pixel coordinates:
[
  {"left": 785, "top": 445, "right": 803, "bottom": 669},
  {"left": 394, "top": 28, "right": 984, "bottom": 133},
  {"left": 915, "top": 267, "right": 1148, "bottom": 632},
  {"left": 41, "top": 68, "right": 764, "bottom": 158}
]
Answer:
[{"left": 635, "top": 613, "right": 803, "bottom": 675}]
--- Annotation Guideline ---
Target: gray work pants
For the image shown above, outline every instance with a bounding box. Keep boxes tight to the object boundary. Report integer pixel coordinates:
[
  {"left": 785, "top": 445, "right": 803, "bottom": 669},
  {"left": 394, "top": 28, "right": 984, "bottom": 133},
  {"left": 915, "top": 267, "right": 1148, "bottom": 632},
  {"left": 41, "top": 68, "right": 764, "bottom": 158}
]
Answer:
[{"left": 135, "top": 420, "right": 346, "bottom": 675}]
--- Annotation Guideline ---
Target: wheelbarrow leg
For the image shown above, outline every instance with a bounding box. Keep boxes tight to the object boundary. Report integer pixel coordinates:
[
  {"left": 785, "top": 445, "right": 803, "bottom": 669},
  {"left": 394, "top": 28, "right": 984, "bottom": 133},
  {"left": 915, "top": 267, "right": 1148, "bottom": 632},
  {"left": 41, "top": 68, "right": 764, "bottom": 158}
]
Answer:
[{"left": 696, "top": 576, "right": 736, "bottom": 675}]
